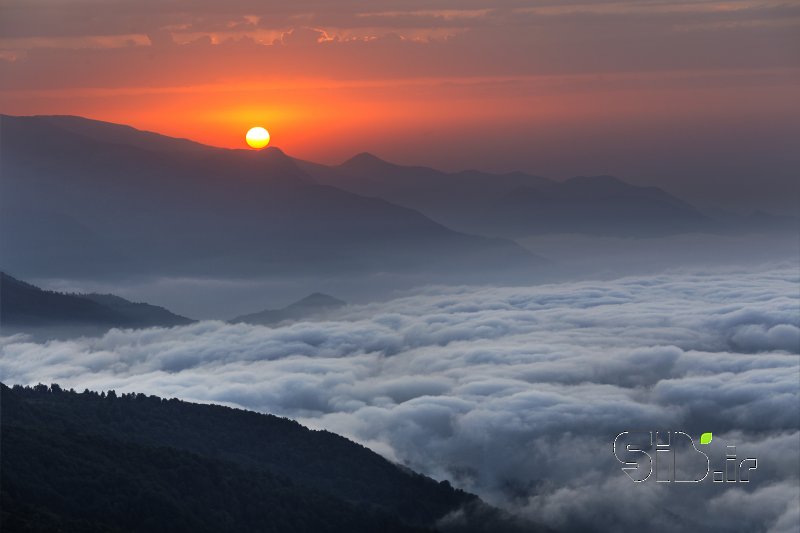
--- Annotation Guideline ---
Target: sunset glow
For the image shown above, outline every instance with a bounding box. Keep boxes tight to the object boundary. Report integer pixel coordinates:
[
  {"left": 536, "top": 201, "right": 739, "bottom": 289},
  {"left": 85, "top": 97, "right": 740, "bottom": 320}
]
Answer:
[{"left": 0, "top": 1, "right": 797, "bottom": 211}]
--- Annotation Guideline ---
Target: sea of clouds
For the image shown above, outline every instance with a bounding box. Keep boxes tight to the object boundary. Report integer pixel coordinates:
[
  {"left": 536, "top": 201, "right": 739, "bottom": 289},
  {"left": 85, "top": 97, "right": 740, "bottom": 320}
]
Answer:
[{"left": 2, "top": 264, "right": 798, "bottom": 532}]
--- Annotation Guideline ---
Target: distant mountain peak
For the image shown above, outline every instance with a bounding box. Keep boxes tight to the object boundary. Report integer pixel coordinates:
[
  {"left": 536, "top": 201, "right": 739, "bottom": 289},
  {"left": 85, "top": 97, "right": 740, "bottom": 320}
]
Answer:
[
  {"left": 339, "top": 152, "right": 396, "bottom": 170},
  {"left": 253, "top": 145, "right": 296, "bottom": 165},
  {"left": 348, "top": 151, "right": 385, "bottom": 163},
  {"left": 231, "top": 292, "right": 346, "bottom": 326},
  {"left": 263, "top": 146, "right": 288, "bottom": 157}
]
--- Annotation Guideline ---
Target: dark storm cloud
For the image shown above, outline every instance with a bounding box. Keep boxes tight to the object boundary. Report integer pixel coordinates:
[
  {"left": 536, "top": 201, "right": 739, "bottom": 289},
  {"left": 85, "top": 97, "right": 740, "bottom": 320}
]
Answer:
[{"left": 2, "top": 264, "right": 798, "bottom": 531}]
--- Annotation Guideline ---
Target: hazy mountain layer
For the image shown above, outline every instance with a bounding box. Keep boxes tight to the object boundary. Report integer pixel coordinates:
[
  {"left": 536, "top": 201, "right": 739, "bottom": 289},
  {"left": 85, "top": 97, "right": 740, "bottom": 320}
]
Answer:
[
  {"left": 0, "top": 115, "right": 539, "bottom": 281},
  {"left": 299, "top": 152, "right": 712, "bottom": 237}
]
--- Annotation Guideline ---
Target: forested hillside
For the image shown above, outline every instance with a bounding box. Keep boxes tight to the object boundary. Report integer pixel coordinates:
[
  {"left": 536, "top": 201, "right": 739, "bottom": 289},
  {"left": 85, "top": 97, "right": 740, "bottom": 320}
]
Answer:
[{"left": 0, "top": 384, "right": 535, "bottom": 532}]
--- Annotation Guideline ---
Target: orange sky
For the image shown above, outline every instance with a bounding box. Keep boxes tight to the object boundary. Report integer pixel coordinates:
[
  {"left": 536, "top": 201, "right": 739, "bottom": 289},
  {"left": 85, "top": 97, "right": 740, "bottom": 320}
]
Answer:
[{"left": 1, "top": 1, "right": 798, "bottom": 211}]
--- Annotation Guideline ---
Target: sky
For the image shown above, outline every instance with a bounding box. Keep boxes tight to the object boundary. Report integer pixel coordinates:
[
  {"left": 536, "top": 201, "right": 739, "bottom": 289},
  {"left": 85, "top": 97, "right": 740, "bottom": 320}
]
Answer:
[{"left": 1, "top": 0, "right": 798, "bottom": 212}]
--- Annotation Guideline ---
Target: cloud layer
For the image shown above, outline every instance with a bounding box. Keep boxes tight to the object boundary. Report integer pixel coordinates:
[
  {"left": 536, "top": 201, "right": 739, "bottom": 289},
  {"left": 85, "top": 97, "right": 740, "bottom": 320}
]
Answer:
[{"left": 2, "top": 265, "right": 798, "bottom": 531}]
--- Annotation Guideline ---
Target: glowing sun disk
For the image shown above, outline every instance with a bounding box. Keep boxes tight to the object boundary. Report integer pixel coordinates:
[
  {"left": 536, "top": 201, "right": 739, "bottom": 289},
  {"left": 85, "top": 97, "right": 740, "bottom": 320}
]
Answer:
[{"left": 246, "top": 126, "right": 270, "bottom": 149}]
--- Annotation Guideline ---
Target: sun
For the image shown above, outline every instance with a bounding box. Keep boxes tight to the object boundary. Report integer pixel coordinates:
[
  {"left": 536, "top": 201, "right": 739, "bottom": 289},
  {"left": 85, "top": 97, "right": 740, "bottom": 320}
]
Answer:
[{"left": 245, "top": 126, "right": 270, "bottom": 149}]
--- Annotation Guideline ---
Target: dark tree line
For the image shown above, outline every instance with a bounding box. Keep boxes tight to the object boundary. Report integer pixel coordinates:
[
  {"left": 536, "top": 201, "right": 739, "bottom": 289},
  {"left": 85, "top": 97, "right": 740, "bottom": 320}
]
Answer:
[{"left": 0, "top": 383, "right": 479, "bottom": 533}]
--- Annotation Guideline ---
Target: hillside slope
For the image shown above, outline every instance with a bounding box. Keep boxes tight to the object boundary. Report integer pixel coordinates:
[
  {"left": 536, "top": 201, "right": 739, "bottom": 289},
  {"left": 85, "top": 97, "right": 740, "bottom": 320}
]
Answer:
[
  {"left": 0, "top": 384, "right": 538, "bottom": 532},
  {"left": 0, "top": 272, "right": 193, "bottom": 338}
]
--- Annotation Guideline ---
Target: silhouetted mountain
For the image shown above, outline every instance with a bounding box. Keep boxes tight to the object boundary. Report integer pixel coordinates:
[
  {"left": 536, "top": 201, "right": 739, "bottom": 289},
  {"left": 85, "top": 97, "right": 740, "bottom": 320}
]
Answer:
[
  {"left": 30, "top": 114, "right": 214, "bottom": 155},
  {"left": 1, "top": 272, "right": 125, "bottom": 327},
  {"left": 299, "top": 153, "right": 712, "bottom": 238},
  {"left": 232, "top": 292, "right": 346, "bottom": 325},
  {"left": 489, "top": 175, "right": 710, "bottom": 237},
  {"left": 81, "top": 293, "right": 194, "bottom": 327},
  {"left": 0, "top": 115, "right": 539, "bottom": 281},
  {"left": 1, "top": 383, "right": 540, "bottom": 533},
  {"left": 297, "top": 153, "right": 555, "bottom": 234},
  {"left": 0, "top": 272, "right": 193, "bottom": 338}
]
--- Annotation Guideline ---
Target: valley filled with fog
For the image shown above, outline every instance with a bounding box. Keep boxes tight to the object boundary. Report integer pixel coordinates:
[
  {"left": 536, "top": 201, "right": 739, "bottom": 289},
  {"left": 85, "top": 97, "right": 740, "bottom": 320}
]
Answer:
[
  {"left": 4, "top": 261, "right": 798, "bottom": 532},
  {"left": 27, "top": 230, "right": 799, "bottom": 320}
]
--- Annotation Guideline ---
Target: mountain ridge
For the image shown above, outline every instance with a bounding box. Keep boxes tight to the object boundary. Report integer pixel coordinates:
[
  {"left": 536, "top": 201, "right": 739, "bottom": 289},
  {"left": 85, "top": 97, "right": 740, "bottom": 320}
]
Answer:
[
  {"left": 1, "top": 114, "right": 540, "bottom": 282},
  {"left": 3, "top": 114, "right": 219, "bottom": 154},
  {"left": 299, "top": 153, "right": 712, "bottom": 238},
  {"left": 0, "top": 272, "right": 193, "bottom": 338}
]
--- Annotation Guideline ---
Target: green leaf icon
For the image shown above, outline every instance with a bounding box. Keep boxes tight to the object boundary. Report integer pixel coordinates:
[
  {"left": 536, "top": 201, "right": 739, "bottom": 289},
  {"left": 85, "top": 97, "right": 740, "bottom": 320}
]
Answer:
[{"left": 700, "top": 432, "right": 713, "bottom": 445}]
